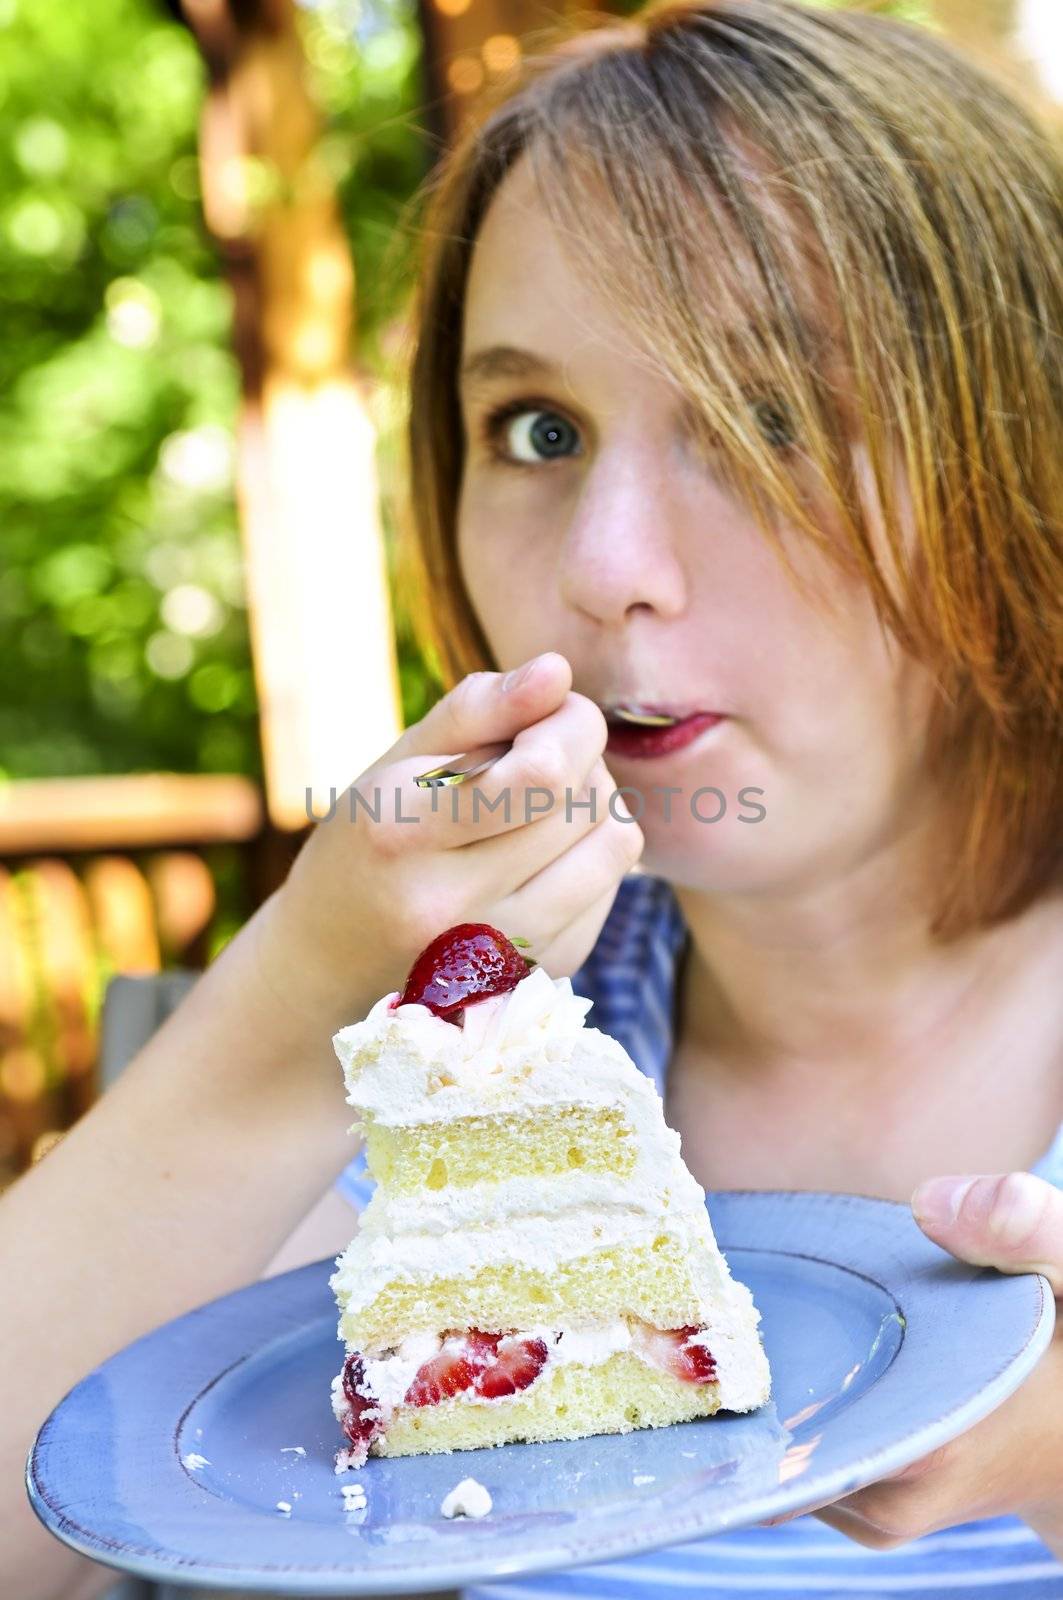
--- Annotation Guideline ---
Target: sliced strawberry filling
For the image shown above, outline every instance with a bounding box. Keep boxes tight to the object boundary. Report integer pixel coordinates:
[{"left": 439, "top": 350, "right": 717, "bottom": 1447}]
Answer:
[
  {"left": 632, "top": 1322, "right": 719, "bottom": 1384},
  {"left": 335, "top": 1321, "right": 716, "bottom": 1465},
  {"left": 404, "top": 1329, "right": 549, "bottom": 1406},
  {"left": 338, "top": 1351, "right": 386, "bottom": 1463}
]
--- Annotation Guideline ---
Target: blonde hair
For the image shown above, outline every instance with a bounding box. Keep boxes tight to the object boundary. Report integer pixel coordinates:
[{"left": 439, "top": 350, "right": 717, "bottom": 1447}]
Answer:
[{"left": 395, "top": 0, "right": 1062, "bottom": 941}]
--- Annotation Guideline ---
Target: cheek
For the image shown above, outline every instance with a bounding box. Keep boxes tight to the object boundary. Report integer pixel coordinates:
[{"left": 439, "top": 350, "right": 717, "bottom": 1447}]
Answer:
[
  {"left": 457, "top": 513, "right": 515, "bottom": 615},
  {"left": 456, "top": 485, "right": 496, "bottom": 608},
  {"left": 701, "top": 533, "right": 933, "bottom": 822},
  {"left": 456, "top": 504, "right": 556, "bottom": 658},
  {"left": 764, "top": 608, "right": 927, "bottom": 786},
  {"left": 756, "top": 619, "right": 936, "bottom": 858},
  {"left": 754, "top": 534, "right": 909, "bottom": 727}
]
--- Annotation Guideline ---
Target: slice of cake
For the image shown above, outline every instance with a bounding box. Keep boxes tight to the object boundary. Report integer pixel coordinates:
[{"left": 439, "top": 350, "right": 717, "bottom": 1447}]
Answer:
[{"left": 329, "top": 922, "right": 771, "bottom": 1466}]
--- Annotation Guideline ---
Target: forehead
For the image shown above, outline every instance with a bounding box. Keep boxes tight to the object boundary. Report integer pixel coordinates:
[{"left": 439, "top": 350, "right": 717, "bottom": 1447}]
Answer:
[
  {"left": 460, "top": 143, "right": 837, "bottom": 392},
  {"left": 461, "top": 155, "right": 631, "bottom": 368}
]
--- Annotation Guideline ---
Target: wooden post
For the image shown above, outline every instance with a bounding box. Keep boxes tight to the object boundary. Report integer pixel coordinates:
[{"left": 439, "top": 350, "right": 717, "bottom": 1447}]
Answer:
[
  {"left": 418, "top": 0, "right": 612, "bottom": 142},
  {"left": 182, "top": 0, "right": 403, "bottom": 831}
]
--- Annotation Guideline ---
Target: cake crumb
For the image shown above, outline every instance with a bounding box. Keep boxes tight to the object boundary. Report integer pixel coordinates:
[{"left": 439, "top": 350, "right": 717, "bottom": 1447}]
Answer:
[
  {"left": 441, "top": 1478, "right": 492, "bottom": 1519},
  {"left": 280, "top": 1445, "right": 307, "bottom": 1457},
  {"left": 181, "top": 1453, "right": 210, "bottom": 1472},
  {"left": 275, "top": 1501, "right": 292, "bottom": 1515},
  {"left": 341, "top": 1481, "right": 368, "bottom": 1517},
  {"left": 633, "top": 1474, "right": 655, "bottom": 1486}
]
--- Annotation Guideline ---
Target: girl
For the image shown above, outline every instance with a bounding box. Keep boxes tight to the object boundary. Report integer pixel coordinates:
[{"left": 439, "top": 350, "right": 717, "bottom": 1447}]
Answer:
[{"left": 3, "top": 2, "right": 1061, "bottom": 1597}]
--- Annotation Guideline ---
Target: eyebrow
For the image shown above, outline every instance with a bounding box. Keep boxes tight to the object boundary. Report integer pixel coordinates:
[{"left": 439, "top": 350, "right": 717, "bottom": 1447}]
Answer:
[
  {"left": 459, "top": 319, "right": 832, "bottom": 397},
  {"left": 459, "top": 345, "right": 563, "bottom": 391}
]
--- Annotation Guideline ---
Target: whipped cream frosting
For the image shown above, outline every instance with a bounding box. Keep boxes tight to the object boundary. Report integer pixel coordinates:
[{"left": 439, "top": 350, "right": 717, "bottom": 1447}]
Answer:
[
  {"left": 331, "top": 965, "right": 772, "bottom": 1414},
  {"left": 333, "top": 967, "right": 634, "bottom": 1127}
]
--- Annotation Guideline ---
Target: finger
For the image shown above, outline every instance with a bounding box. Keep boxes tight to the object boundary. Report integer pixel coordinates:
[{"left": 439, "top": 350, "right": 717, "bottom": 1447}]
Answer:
[
  {"left": 911, "top": 1172, "right": 1063, "bottom": 1294},
  {"left": 493, "top": 801, "right": 645, "bottom": 953},
  {"left": 444, "top": 758, "right": 616, "bottom": 891},
  {"left": 344, "top": 672, "right": 589, "bottom": 851},
  {"left": 878, "top": 1445, "right": 952, "bottom": 1484},
  {"left": 812, "top": 1461, "right": 961, "bottom": 1548},
  {"left": 757, "top": 1442, "right": 947, "bottom": 1532},
  {"left": 388, "top": 652, "right": 571, "bottom": 766},
  {"left": 528, "top": 881, "right": 624, "bottom": 980},
  {"left": 811, "top": 1502, "right": 901, "bottom": 1550},
  {"left": 459, "top": 690, "right": 609, "bottom": 832},
  {"left": 341, "top": 688, "right": 605, "bottom": 854}
]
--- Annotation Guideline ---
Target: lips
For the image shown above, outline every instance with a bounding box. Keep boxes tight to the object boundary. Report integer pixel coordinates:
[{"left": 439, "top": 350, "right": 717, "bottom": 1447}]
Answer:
[
  {"left": 607, "top": 705, "right": 681, "bottom": 728},
  {"left": 604, "top": 701, "right": 725, "bottom": 727},
  {"left": 604, "top": 710, "right": 725, "bottom": 759}
]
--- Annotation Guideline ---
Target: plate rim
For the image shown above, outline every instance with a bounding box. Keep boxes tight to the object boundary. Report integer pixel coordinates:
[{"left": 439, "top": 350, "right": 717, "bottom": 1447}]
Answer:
[{"left": 26, "top": 1188, "right": 1055, "bottom": 1594}]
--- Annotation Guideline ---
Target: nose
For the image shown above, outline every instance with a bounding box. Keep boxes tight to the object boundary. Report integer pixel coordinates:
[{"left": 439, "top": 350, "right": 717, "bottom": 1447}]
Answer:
[{"left": 558, "top": 444, "right": 688, "bottom": 626}]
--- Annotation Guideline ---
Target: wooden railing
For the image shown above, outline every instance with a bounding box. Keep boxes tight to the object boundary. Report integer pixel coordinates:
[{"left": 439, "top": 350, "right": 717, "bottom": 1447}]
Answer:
[{"left": 0, "top": 773, "right": 282, "bottom": 1192}]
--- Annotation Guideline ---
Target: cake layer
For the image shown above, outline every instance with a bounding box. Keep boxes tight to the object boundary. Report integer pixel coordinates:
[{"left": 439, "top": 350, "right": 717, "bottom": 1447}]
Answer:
[
  {"left": 339, "top": 1237, "right": 715, "bottom": 1351},
  {"left": 333, "top": 1195, "right": 728, "bottom": 1326},
  {"left": 365, "top": 1105, "right": 637, "bottom": 1193},
  {"left": 373, "top": 1349, "right": 722, "bottom": 1457}
]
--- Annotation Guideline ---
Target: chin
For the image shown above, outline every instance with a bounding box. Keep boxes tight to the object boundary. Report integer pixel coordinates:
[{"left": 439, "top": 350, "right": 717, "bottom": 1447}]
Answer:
[{"left": 636, "top": 825, "right": 779, "bottom": 895}]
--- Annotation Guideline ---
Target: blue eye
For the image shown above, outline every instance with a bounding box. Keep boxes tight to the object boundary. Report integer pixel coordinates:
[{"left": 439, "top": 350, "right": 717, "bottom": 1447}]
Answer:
[{"left": 483, "top": 403, "right": 582, "bottom": 466}]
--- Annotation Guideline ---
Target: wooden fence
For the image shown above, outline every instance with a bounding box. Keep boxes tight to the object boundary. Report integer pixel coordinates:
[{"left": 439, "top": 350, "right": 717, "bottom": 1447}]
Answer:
[{"left": 0, "top": 774, "right": 284, "bottom": 1189}]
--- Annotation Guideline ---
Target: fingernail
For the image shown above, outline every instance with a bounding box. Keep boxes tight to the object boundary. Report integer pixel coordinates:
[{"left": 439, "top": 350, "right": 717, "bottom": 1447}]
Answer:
[
  {"left": 502, "top": 655, "right": 545, "bottom": 693},
  {"left": 989, "top": 1172, "right": 1046, "bottom": 1248},
  {"left": 911, "top": 1174, "right": 978, "bottom": 1227}
]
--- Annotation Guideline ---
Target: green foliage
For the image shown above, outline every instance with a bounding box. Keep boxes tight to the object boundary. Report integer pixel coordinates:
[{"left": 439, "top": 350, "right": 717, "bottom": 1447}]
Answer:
[
  {"left": 801, "top": 0, "right": 937, "bottom": 25},
  {"left": 302, "top": 0, "right": 428, "bottom": 366},
  {"left": 0, "top": 0, "right": 427, "bottom": 781}
]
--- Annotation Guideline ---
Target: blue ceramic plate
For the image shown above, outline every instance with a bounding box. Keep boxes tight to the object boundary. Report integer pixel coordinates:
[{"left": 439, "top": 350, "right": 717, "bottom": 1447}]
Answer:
[{"left": 28, "top": 1191, "right": 1054, "bottom": 1595}]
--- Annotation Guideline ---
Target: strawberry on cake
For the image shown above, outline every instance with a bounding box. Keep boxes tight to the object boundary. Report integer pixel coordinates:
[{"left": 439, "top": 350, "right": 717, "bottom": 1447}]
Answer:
[{"left": 328, "top": 923, "right": 771, "bottom": 1466}]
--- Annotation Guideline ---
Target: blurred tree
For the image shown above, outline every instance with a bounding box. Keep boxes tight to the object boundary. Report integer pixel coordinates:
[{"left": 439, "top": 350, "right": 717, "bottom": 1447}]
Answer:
[
  {"left": 0, "top": 0, "right": 427, "bottom": 785},
  {"left": 173, "top": 0, "right": 407, "bottom": 828}
]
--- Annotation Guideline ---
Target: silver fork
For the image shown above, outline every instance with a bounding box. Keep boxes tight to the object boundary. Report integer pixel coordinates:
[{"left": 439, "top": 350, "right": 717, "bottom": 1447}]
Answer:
[{"left": 411, "top": 741, "right": 512, "bottom": 789}]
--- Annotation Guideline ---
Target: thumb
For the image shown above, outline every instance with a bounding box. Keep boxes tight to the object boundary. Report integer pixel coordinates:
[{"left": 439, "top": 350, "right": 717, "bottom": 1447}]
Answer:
[
  {"left": 392, "top": 652, "right": 572, "bottom": 763},
  {"left": 911, "top": 1171, "right": 1063, "bottom": 1295}
]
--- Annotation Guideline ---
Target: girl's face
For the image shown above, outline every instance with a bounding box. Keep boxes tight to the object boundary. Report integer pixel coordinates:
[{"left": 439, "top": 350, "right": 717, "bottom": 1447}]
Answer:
[{"left": 456, "top": 155, "right": 939, "bottom": 897}]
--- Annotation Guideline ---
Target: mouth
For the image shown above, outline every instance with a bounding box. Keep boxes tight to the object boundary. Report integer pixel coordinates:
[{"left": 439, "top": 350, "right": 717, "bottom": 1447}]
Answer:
[
  {"left": 601, "top": 701, "right": 727, "bottom": 759},
  {"left": 603, "top": 701, "right": 713, "bottom": 727}
]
